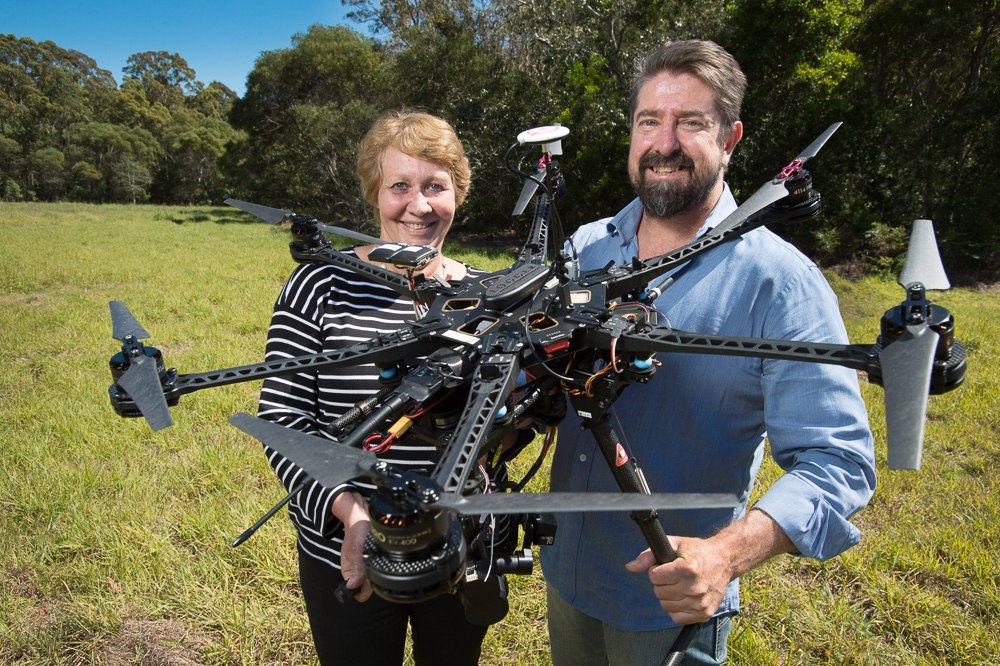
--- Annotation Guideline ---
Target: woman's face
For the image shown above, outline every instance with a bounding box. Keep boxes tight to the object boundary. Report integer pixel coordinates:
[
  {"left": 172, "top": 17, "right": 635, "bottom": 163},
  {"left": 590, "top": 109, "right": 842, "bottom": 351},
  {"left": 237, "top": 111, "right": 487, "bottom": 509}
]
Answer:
[{"left": 377, "top": 145, "right": 456, "bottom": 250}]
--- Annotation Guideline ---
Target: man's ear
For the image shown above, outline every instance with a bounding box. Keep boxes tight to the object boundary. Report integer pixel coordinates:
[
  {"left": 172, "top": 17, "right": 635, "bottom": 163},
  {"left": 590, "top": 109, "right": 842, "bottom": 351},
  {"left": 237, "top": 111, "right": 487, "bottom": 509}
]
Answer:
[{"left": 721, "top": 121, "right": 743, "bottom": 169}]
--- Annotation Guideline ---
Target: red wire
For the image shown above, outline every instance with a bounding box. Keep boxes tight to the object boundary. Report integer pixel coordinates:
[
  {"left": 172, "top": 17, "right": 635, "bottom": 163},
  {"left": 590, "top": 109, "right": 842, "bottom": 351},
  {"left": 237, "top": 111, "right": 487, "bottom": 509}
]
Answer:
[{"left": 363, "top": 433, "right": 395, "bottom": 454}]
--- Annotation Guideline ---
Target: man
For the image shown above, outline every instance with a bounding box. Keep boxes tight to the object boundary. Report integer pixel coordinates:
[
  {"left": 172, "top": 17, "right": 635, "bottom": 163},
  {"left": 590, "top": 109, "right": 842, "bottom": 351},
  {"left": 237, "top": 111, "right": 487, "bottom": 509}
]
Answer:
[{"left": 539, "top": 40, "right": 876, "bottom": 665}]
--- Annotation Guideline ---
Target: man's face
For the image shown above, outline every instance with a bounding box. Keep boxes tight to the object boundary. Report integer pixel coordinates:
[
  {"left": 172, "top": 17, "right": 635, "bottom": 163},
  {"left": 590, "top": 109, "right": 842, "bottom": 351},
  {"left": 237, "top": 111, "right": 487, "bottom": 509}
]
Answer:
[{"left": 628, "top": 71, "right": 740, "bottom": 220}]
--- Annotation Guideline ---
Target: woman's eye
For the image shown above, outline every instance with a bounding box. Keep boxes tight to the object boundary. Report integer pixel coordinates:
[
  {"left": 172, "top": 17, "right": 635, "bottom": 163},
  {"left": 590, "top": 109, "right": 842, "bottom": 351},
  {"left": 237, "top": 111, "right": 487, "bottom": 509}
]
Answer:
[{"left": 390, "top": 182, "right": 409, "bottom": 191}]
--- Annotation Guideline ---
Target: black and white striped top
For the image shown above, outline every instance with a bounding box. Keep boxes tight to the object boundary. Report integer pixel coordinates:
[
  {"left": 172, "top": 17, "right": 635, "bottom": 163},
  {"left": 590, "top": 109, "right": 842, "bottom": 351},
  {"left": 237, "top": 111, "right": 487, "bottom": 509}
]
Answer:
[{"left": 256, "top": 253, "right": 481, "bottom": 570}]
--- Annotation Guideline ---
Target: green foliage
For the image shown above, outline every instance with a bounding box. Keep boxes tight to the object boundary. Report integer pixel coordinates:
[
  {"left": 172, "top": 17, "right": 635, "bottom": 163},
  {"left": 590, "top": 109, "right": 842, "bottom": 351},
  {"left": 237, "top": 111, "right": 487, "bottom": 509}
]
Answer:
[
  {"left": 122, "top": 50, "right": 201, "bottom": 108},
  {"left": 345, "top": 0, "right": 483, "bottom": 50},
  {"left": 225, "top": 25, "right": 384, "bottom": 223},
  {"left": 0, "top": 35, "right": 241, "bottom": 206},
  {"left": 723, "top": 0, "right": 863, "bottom": 189},
  {"left": 833, "top": 0, "right": 1000, "bottom": 279},
  {"left": 480, "top": 0, "right": 729, "bottom": 229},
  {"left": 64, "top": 121, "right": 160, "bottom": 203},
  {"left": 25, "top": 146, "right": 66, "bottom": 201},
  {"left": 862, "top": 220, "right": 908, "bottom": 277}
]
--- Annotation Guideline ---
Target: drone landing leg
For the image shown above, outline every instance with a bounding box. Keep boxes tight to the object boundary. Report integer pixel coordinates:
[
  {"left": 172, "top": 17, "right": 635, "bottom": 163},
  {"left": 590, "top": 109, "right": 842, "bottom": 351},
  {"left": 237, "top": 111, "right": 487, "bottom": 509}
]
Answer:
[
  {"left": 231, "top": 483, "right": 302, "bottom": 547},
  {"left": 587, "top": 417, "right": 699, "bottom": 666}
]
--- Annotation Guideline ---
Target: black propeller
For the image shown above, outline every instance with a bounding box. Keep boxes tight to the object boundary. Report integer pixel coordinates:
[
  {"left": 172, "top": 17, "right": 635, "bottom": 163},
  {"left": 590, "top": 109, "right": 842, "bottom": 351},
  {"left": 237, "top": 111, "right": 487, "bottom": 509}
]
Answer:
[
  {"left": 224, "top": 198, "right": 382, "bottom": 246},
  {"left": 228, "top": 412, "right": 380, "bottom": 489},
  {"left": 227, "top": 413, "right": 738, "bottom": 515},
  {"left": 109, "top": 301, "right": 172, "bottom": 431},
  {"left": 512, "top": 176, "right": 541, "bottom": 217},
  {"left": 110, "top": 300, "right": 151, "bottom": 340},
  {"left": 510, "top": 125, "right": 569, "bottom": 217}
]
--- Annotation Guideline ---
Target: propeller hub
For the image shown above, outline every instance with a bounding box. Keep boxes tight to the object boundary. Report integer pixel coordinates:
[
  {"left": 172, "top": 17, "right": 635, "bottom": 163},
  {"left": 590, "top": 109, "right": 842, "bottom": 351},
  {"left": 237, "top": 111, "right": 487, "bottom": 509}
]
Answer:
[{"left": 775, "top": 158, "right": 804, "bottom": 181}]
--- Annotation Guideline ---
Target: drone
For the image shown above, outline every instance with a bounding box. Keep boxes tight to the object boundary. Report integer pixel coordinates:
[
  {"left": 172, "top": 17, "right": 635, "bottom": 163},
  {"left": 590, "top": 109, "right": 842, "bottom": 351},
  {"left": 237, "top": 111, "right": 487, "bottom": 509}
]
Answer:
[{"left": 107, "top": 122, "right": 965, "bottom": 661}]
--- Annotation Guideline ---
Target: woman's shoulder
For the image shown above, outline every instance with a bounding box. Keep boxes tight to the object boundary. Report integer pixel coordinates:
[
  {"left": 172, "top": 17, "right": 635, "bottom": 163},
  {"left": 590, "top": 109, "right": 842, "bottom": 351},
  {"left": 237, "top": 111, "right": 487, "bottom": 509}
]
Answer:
[
  {"left": 282, "top": 259, "right": 355, "bottom": 292},
  {"left": 279, "top": 250, "right": 406, "bottom": 305}
]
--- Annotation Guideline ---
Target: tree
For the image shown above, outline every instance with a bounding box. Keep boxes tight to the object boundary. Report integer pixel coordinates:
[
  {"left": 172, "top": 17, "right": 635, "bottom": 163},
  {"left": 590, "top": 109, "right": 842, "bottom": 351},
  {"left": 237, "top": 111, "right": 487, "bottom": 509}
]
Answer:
[
  {"left": 65, "top": 121, "right": 160, "bottom": 202},
  {"left": 115, "top": 154, "right": 153, "bottom": 204},
  {"left": 0, "top": 133, "right": 22, "bottom": 192},
  {"left": 479, "top": 0, "right": 728, "bottom": 230},
  {"left": 155, "top": 110, "right": 240, "bottom": 203},
  {"left": 1, "top": 7, "right": 994, "bottom": 278},
  {"left": 226, "top": 25, "right": 386, "bottom": 223},
  {"left": 344, "top": 0, "right": 482, "bottom": 50},
  {"left": 122, "top": 51, "right": 201, "bottom": 108},
  {"left": 836, "top": 0, "right": 999, "bottom": 277},
  {"left": 69, "top": 160, "right": 102, "bottom": 200},
  {"left": 188, "top": 81, "right": 238, "bottom": 119},
  {"left": 721, "top": 0, "right": 864, "bottom": 258},
  {"left": 0, "top": 34, "right": 118, "bottom": 200},
  {"left": 26, "top": 146, "right": 66, "bottom": 200}
]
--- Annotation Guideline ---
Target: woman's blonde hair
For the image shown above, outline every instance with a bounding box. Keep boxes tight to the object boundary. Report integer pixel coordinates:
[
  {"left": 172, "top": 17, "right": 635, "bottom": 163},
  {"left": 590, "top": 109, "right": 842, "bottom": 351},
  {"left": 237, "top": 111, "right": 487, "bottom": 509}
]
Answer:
[{"left": 357, "top": 111, "right": 471, "bottom": 209}]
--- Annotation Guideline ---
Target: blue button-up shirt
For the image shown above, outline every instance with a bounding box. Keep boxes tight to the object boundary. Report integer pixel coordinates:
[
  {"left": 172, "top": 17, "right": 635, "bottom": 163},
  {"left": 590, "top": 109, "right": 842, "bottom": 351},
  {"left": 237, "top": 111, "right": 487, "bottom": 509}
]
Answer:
[{"left": 540, "top": 187, "right": 876, "bottom": 630}]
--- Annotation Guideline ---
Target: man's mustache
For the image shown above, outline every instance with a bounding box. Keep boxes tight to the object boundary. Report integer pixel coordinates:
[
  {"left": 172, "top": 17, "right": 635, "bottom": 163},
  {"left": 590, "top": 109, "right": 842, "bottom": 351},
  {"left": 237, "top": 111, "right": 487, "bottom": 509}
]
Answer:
[{"left": 639, "top": 150, "right": 695, "bottom": 172}]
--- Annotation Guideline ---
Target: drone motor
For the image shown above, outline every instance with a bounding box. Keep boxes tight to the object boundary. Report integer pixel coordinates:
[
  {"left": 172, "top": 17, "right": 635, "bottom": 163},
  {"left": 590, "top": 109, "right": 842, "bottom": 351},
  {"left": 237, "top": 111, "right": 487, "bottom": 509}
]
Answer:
[
  {"left": 771, "top": 165, "right": 823, "bottom": 223},
  {"left": 108, "top": 339, "right": 178, "bottom": 418},
  {"left": 286, "top": 214, "right": 333, "bottom": 254},
  {"left": 873, "top": 284, "right": 966, "bottom": 394},
  {"left": 363, "top": 471, "right": 467, "bottom": 603}
]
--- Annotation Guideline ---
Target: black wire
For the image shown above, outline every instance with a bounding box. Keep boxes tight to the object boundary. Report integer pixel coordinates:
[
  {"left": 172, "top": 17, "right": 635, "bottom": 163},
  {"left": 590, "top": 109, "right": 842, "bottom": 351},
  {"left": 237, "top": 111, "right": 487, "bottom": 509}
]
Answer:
[
  {"left": 521, "top": 291, "right": 575, "bottom": 383},
  {"left": 503, "top": 141, "right": 550, "bottom": 202}
]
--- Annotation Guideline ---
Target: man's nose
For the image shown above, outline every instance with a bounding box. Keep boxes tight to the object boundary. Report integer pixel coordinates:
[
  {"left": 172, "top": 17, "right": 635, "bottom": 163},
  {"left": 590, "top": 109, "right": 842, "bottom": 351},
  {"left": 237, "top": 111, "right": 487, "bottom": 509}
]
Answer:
[{"left": 650, "top": 125, "right": 681, "bottom": 154}]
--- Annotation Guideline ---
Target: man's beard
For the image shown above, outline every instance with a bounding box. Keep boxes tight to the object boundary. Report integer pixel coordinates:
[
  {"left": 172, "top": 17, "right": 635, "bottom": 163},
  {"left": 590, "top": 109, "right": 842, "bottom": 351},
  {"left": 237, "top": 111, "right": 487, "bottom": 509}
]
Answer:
[{"left": 631, "top": 150, "right": 721, "bottom": 219}]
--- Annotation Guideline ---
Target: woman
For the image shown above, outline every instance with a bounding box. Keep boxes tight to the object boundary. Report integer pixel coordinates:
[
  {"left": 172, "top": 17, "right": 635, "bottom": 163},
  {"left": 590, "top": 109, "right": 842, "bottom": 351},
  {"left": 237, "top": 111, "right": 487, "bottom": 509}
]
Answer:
[{"left": 257, "top": 111, "right": 488, "bottom": 664}]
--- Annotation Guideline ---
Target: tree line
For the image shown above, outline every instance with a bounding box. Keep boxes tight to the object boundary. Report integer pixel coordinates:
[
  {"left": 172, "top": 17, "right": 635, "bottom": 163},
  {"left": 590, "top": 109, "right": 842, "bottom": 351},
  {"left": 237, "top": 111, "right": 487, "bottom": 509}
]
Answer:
[{"left": 2, "top": 0, "right": 996, "bottom": 279}]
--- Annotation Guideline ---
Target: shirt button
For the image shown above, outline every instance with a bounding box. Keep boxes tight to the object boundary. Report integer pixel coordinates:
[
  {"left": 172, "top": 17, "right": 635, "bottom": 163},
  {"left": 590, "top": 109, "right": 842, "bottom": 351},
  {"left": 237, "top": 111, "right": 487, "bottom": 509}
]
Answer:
[{"left": 579, "top": 454, "right": 587, "bottom": 462}]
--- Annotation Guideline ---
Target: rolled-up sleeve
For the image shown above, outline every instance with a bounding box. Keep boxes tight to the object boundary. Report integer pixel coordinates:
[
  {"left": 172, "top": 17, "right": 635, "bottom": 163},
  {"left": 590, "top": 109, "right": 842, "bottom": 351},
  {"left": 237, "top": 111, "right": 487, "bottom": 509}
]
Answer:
[{"left": 752, "top": 265, "right": 877, "bottom": 560}]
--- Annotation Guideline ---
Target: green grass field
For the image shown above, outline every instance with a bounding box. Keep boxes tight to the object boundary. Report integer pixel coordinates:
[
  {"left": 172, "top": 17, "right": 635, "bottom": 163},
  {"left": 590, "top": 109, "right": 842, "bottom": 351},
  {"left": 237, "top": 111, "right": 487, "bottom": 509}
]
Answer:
[{"left": 2, "top": 202, "right": 997, "bottom": 665}]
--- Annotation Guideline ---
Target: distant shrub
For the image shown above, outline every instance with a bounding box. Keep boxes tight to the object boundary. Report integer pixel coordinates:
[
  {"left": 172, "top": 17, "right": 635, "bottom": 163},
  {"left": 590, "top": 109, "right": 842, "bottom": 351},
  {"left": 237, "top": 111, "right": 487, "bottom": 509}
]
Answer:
[{"left": 863, "top": 221, "right": 907, "bottom": 278}]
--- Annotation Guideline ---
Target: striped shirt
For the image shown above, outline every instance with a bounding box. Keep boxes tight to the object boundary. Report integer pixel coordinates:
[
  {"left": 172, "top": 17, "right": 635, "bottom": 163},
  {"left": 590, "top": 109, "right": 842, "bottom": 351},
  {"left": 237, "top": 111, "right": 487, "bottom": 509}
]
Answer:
[{"left": 257, "top": 254, "right": 482, "bottom": 570}]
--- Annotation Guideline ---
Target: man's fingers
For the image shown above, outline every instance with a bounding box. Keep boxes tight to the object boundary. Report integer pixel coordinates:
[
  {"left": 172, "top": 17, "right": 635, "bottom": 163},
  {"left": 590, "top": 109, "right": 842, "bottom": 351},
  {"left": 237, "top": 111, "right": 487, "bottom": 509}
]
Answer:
[
  {"left": 625, "top": 548, "right": 656, "bottom": 572},
  {"left": 663, "top": 607, "right": 715, "bottom": 625}
]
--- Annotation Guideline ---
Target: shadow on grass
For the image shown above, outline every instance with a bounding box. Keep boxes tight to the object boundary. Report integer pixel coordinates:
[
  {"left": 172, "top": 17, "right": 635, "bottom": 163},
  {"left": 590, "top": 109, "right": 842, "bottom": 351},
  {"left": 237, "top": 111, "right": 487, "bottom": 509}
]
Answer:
[
  {"left": 154, "top": 208, "right": 260, "bottom": 226},
  {"left": 153, "top": 207, "right": 524, "bottom": 260}
]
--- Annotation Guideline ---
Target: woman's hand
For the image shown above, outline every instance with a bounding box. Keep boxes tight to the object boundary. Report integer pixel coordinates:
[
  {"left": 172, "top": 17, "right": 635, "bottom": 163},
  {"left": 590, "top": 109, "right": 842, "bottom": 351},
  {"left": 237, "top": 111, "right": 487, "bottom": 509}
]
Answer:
[{"left": 332, "top": 490, "right": 373, "bottom": 602}]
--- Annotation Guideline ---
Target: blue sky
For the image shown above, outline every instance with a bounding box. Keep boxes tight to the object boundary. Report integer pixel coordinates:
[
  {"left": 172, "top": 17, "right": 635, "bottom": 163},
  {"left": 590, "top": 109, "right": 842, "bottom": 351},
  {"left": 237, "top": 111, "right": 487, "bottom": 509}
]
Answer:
[{"left": 3, "top": 1, "right": 367, "bottom": 96}]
